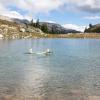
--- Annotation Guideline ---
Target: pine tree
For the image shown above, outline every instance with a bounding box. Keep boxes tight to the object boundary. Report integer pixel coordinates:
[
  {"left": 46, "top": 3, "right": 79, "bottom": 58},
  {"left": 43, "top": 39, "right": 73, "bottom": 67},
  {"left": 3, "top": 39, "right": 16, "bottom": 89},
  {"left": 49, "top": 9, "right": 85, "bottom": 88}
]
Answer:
[
  {"left": 84, "top": 27, "right": 87, "bottom": 33},
  {"left": 36, "top": 18, "right": 40, "bottom": 28},
  {"left": 41, "top": 24, "right": 48, "bottom": 33},
  {"left": 30, "top": 19, "right": 35, "bottom": 27},
  {"left": 89, "top": 23, "right": 93, "bottom": 28},
  {"left": 31, "top": 19, "right": 33, "bottom": 24}
]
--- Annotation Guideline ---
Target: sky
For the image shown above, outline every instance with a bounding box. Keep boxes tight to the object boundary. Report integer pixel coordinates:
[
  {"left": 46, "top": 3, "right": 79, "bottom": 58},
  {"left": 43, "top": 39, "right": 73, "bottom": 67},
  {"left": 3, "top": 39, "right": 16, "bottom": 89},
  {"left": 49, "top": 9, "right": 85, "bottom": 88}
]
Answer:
[{"left": 0, "top": 0, "right": 100, "bottom": 32}]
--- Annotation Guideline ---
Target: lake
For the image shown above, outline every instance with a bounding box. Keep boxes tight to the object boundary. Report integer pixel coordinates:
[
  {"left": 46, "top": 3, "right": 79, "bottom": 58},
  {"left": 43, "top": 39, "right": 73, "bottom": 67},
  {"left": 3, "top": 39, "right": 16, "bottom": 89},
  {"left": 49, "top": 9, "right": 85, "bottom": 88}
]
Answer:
[{"left": 0, "top": 39, "right": 100, "bottom": 100}]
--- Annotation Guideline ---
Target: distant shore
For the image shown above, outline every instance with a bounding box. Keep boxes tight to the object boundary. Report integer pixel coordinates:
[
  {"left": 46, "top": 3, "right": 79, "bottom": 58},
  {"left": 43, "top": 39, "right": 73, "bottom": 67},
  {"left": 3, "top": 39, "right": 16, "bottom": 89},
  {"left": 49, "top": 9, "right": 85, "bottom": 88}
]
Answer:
[
  {"left": 1, "top": 33, "right": 100, "bottom": 40},
  {"left": 0, "top": 18, "right": 100, "bottom": 39},
  {"left": 30, "top": 33, "right": 100, "bottom": 39}
]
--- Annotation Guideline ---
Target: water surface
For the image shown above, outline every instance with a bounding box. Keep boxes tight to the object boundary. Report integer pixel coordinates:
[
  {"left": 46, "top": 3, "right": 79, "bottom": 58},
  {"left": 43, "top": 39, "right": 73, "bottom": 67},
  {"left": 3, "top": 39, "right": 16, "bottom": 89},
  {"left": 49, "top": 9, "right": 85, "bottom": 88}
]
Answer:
[{"left": 0, "top": 39, "right": 100, "bottom": 100}]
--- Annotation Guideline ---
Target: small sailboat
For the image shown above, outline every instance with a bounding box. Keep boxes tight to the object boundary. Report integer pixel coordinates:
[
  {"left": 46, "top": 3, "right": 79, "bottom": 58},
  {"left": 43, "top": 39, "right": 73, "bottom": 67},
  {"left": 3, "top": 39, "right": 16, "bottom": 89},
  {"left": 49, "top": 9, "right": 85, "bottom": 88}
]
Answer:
[
  {"left": 25, "top": 48, "right": 35, "bottom": 54},
  {"left": 25, "top": 39, "right": 52, "bottom": 55},
  {"left": 29, "top": 48, "right": 33, "bottom": 54},
  {"left": 44, "top": 49, "right": 52, "bottom": 54}
]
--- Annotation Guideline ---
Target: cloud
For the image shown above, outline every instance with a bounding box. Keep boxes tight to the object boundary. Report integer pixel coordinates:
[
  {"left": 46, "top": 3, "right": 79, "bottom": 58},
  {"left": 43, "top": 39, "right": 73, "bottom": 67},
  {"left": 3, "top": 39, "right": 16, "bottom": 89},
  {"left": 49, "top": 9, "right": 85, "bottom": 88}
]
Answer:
[
  {"left": 0, "top": 10, "right": 32, "bottom": 20},
  {"left": 84, "top": 16, "right": 100, "bottom": 20},
  {"left": 0, "top": 0, "right": 66, "bottom": 19},
  {"left": 1, "top": 0, "right": 100, "bottom": 13},
  {"left": 0, "top": 0, "right": 66, "bottom": 14},
  {"left": 65, "top": 0, "right": 100, "bottom": 13},
  {"left": 62, "top": 24, "right": 86, "bottom": 32},
  {"left": 77, "top": 0, "right": 100, "bottom": 13},
  {"left": 0, "top": 0, "right": 100, "bottom": 20},
  {"left": 45, "top": 20, "right": 56, "bottom": 23}
]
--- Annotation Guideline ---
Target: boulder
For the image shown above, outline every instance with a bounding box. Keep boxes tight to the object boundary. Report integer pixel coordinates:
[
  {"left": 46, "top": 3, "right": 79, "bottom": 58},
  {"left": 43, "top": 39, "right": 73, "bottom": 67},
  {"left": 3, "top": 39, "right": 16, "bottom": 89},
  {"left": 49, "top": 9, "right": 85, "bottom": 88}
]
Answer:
[
  {"left": 26, "top": 28, "right": 35, "bottom": 33},
  {"left": 0, "top": 34, "right": 3, "bottom": 39}
]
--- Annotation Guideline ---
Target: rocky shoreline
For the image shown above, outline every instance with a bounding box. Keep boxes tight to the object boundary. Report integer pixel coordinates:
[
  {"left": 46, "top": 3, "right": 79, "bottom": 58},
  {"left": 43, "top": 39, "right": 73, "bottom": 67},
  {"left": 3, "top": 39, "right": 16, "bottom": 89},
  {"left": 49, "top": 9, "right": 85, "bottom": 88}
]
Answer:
[
  {"left": 0, "top": 19, "right": 100, "bottom": 40},
  {"left": 0, "top": 19, "right": 45, "bottom": 39}
]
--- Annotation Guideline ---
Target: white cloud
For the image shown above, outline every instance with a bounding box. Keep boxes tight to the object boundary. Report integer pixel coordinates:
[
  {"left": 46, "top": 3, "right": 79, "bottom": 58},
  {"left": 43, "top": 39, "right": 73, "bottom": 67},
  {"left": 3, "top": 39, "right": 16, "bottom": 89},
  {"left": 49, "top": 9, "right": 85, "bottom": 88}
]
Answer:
[
  {"left": 0, "top": 0, "right": 100, "bottom": 15},
  {"left": 0, "top": 0, "right": 66, "bottom": 19},
  {"left": 2, "top": 11, "right": 24, "bottom": 19},
  {"left": 62, "top": 24, "right": 86, "bottom": 32},
  {"left": 0, "top": 0, "right": 66, "bottom": 14},
  {"left": 77, "top": 0, "right": 100, "bottom": 13},
  {"left": 0, "top": 10, "right": 32, "bottom": 21},
  {"left": 84, "top": 16, "right": 100, "bottom": 20},
  {"left": 45, "top": 20, "right": 56, "bottom": 23},
  {"left": 0, "top": 0, "right": 100, "bottom": 20}
]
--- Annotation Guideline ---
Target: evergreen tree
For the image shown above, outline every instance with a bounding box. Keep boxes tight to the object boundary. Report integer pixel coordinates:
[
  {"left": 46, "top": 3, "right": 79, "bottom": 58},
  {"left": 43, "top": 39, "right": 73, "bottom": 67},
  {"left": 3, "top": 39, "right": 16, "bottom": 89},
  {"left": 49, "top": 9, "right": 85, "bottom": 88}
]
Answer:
[
  {"left": 89, "top": 23, "right": 93, "bottom": 28},
  {"left": 51, "top": 25, "right": 56, "bottom": 34},
  {"left": 30, "top": 19, "right": 33, "bottom": 26},
  {"left": 36, "top": 18, "right": 40, "bottom": 28},
  {"left": 41, "top": 24, "right": 48, "bottom": 33},
  {"left": 30, "top": 19, "right": 36, "bottom": 27},
  {"left": 84, "top": 27, "right": 87, "bottom": 33}
]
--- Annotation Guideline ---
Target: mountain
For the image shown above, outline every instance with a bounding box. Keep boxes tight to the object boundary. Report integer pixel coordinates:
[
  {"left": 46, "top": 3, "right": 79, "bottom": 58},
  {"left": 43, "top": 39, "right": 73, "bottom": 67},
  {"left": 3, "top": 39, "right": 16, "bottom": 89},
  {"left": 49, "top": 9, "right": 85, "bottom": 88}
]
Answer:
[
  {"left": 0, "top": 15, "right": 44, "bottom": 39},
  {"left": 12, "top": 18, "right": 30, "bottom": 24},
  {"left": 0, "top": 15, "right": 80, "bottom": 34},
  {"left": 12, "top": 19, "right": 80, "bottom": 34},
  {"left": 0, "top": 15, "right": 30, "bottom": 24},
  {"left": 39, "top": 22, "right": 80, "bottom": 34},
  {"left": 0, "top": 15, "right": 13, "bottom": 22},
  {"left": 85, "top": 24, "right": 100, "bottom": 33}
]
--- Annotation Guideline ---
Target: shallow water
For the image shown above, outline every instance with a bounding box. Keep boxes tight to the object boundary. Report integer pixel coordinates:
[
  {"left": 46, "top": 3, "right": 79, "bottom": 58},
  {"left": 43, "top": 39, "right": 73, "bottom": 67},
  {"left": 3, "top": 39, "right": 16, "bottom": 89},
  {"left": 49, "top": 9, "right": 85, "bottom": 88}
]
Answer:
[{"left": 0, "top": 39, "right": 100, "bottom": 100}]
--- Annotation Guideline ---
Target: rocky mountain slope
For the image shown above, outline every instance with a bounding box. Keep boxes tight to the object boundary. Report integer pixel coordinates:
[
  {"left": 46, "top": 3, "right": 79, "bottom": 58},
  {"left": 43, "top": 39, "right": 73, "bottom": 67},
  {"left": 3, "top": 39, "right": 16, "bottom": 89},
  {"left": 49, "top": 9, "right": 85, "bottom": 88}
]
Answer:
[
  {"left": 39, "top": 22, "right": 80, "bottom": 34},
  {"left": 0, "top": 15, "right": 81, "bottom": 39},
  {"left": 0, "top": 15, "right": 80, "bottom": 34},
  {"left": 0, "top": 15, "right": 44, "bottom": 39}
]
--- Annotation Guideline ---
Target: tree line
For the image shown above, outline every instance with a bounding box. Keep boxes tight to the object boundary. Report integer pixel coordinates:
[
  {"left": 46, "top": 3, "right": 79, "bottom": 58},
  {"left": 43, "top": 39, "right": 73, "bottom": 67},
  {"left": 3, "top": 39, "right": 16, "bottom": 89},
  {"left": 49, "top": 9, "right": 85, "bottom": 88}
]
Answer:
[
  {"left": 84, "top": 23, "right": 100, "bottom": 33},
  {"left": 30, "top": 19, "right": 48, "bottom": 33}
]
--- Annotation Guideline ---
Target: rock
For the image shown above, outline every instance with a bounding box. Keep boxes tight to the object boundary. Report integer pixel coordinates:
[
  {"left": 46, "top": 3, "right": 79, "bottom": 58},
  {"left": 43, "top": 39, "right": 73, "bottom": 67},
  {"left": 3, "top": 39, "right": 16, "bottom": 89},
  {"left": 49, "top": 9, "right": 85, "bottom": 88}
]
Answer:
[
  {"left": 3, "top": 28, "right": 8, "bottom": 34},
  {"left": 67, "top": 33, "right": 73, "bottom": 35},
  {"left": 0, "top": 29, "right": 3, "bottom": 34},
  {"left": 35, "top": 28, "right": 42, "bottom": 33},
  {"left": 44, "top": 34, "right": 48, "bottom": 37},
  {"left": 0, "top": 15, "right": 12, "bottom": 22},
  {"left": 20, "top": 28, "right": 26, "bottom": 32},
  {"left": 0, "top": 34, "right": 3, "bottom": 39},
  {"left": 26, "top": 28, "right": 35, "bottom": 33}
]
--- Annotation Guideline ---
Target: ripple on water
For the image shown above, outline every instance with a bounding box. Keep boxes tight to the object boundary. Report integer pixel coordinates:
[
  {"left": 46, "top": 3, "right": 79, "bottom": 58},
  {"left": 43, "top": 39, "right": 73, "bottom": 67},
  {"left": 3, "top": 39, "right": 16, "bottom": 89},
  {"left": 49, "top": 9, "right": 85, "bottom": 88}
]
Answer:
[{"left": 0, "top": 39, "right": 100, "bottom": 100}]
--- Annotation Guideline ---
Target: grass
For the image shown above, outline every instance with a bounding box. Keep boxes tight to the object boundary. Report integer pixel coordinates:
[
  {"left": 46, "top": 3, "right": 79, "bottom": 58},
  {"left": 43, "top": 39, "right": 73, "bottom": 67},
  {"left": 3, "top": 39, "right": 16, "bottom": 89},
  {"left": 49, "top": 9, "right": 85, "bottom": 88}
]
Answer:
[{"left": 30, "top": 33, "right": 100, "bottom": 39}]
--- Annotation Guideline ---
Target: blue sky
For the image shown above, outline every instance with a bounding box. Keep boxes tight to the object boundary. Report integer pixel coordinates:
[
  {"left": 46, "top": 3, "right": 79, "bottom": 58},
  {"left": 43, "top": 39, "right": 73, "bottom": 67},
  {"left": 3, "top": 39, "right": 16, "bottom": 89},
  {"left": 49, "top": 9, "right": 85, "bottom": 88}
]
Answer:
[{"left": 0, "top": 0, "right": 100, "bottom": 31}]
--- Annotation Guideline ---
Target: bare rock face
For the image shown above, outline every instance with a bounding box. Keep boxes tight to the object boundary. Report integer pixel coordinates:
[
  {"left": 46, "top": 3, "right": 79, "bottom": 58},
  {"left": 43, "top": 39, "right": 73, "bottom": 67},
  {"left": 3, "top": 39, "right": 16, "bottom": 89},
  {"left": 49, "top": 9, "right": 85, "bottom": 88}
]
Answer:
[
  {"left": 0, "top": 15, "right": 45, "bottom": 39},
  {"left": 26, "top": 28, "right": 35, "bottom": 33},
  {"left": 39, "top": 22, "right": 80, "bottom": 34},
  {"left": 0, "top": 15, "right": 81, "bottom": 39},
  {"left": 34, "top": 28, "right": 44, "bottom": 33},
  {"left": 0, "top": 15, "right": 13, "bottom": 22}
]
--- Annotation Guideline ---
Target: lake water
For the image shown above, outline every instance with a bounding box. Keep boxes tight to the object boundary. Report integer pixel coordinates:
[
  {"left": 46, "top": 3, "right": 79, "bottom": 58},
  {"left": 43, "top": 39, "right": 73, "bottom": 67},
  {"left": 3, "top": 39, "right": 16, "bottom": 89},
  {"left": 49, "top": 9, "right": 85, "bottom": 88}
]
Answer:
[{"left": 0, "top": 39, "right": 100, "bottom": 100}]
